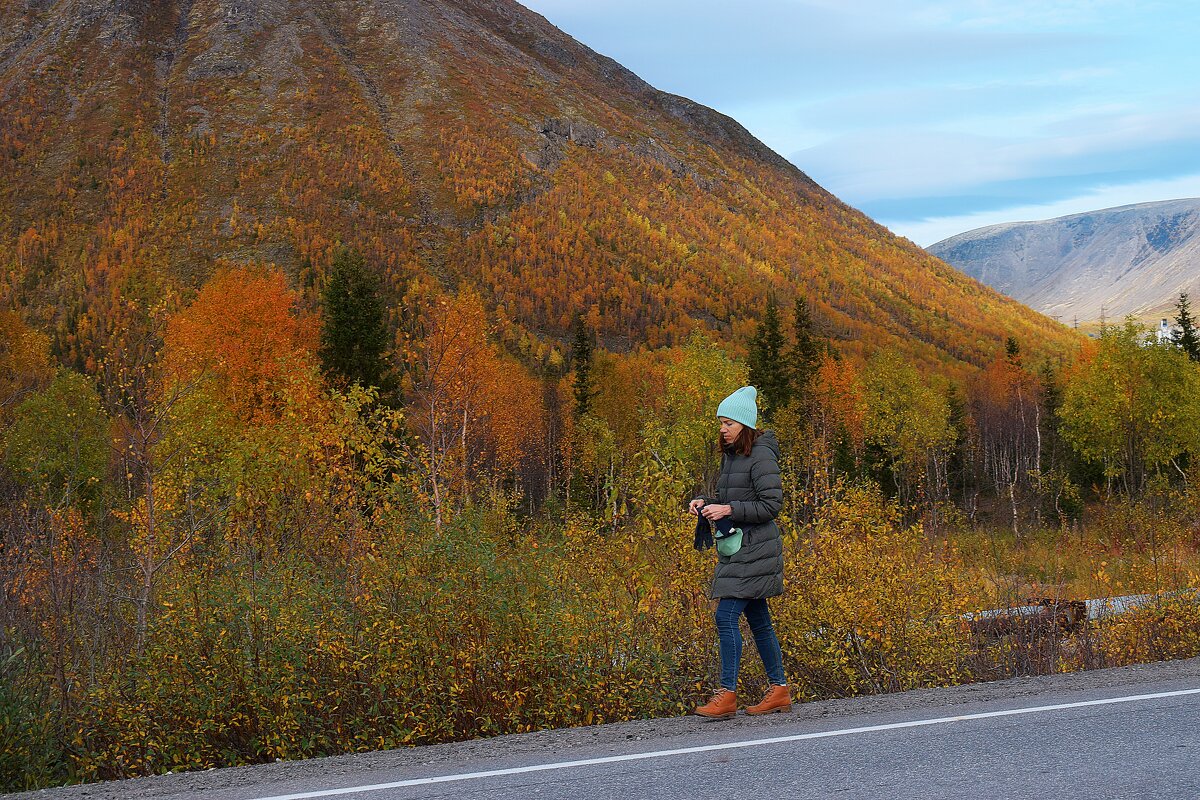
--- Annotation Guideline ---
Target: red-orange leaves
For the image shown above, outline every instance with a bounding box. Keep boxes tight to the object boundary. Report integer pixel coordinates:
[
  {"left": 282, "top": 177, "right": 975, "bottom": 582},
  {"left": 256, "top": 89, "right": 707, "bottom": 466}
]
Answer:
[{"left": 163, "top": 266, "right": 319, "bottom": 422}]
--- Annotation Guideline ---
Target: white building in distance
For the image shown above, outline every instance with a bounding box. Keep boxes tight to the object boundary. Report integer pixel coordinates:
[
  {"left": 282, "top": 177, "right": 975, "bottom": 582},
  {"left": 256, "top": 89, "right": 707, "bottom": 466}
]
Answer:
[{"left": 1156, "top": 318, "right": 1178, "bottom": 344}]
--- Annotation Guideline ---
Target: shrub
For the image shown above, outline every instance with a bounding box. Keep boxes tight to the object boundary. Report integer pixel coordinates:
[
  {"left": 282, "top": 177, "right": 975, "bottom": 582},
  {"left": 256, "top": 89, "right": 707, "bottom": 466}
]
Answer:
[
  {"left": 1100, "top": 592, "right": 1200, "bottom": 666},
  {"left": 0, "top": 643, "right": 60, "bottom": 792},
  {"left": 775, "top": 480, "right": 970, "bottom": 698}
]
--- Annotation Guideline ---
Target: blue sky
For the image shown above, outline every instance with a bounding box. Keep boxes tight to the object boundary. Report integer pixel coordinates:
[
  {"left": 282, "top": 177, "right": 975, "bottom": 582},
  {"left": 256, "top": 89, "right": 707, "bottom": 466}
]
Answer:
[{"left": 520, "top": 0, "right": 1200, "bottom": 246}]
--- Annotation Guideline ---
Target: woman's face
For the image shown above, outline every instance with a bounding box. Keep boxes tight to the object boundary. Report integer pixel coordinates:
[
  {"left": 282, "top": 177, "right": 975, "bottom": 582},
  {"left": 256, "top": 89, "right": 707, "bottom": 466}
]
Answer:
[{"left": 719, "top": 417, "right": 744, "bottom": 444}]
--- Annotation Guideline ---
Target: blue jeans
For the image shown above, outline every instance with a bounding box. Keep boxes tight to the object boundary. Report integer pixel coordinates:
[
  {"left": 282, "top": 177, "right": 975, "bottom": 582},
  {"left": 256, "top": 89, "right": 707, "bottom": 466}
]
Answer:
[{"left": 715, "top": 597, "right": 786, "bottom": 691}]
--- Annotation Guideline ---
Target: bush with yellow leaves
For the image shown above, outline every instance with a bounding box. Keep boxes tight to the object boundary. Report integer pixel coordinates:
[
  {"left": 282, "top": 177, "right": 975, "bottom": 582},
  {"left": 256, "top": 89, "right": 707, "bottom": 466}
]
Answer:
[
  {"left": 1099, "top": 592, "right": 1200, "bottom": 667},
  {"left": 774, "top": 479, "right": 971, "bottom": 699},
  {"left": 59, "top": 489, "right": 715, "bottom": 783}
]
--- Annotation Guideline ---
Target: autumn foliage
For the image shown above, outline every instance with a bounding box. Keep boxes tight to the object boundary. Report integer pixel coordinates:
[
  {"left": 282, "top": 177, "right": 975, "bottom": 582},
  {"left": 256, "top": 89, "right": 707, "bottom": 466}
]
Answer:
[
  {"left": 2, "top": 268, "right": 1200, "bottom": 791},
  {"left": 162, "top": 266, "right": 320, "bottom": 422},
  {"left": 0, "top": 1, "right": 1196, "bottom": 790}
]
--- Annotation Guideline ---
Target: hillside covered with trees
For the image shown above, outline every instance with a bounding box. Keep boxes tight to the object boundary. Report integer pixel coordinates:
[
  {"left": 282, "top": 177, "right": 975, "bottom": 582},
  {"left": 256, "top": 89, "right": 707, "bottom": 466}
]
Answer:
[{"left": 1, "top": 0, "right": 1075, "bottom": 375}]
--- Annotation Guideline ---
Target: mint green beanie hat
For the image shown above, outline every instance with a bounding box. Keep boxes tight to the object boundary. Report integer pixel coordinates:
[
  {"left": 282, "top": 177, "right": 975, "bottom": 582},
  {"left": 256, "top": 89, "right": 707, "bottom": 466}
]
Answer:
[{"left": 716, "top": 385, "right": 758, "bottom": 429}]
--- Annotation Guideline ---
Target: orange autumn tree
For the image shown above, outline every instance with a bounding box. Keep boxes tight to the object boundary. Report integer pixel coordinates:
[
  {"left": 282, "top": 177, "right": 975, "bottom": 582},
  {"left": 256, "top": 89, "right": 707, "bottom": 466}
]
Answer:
[
  {"left": 407, "top": 289, "right": 544, "bottom": 528},
  {"left": 118, "top": 266, "right": 330, "bottom": 649},
  {"left": 968, "top": 344, "right": 1043, "bottom": 536},
  {"left": 162, "top": 265, "right": 321, "bottom": 424},
  {"left": 156, "top": 265, "right": 341, "bottom": 550},
  {"left": 786, "top": 353, "right": 868, "bottom": 516}
]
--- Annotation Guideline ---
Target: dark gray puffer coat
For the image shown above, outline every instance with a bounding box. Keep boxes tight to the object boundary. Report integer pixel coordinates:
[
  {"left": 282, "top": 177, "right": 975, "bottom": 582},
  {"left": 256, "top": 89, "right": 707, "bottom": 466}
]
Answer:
[{"left": 709, "top": 430, "right": 784, "bottom": 599}]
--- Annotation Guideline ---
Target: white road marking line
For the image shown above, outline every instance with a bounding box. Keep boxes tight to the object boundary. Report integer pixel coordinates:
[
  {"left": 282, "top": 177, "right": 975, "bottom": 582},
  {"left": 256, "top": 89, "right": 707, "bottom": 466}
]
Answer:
[{"left": 247, "top": 687, "right": 1200, "bottom": 800}]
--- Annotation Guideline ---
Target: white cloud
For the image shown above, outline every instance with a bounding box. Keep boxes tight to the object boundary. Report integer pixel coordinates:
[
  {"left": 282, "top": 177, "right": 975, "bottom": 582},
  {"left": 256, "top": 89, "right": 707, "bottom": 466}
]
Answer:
[
  {"left": 793, "top": 103, "right": 1200, "bottom": 201},
  {"left": 797, "top": 131, "right": 1013, "bottom": 197}
]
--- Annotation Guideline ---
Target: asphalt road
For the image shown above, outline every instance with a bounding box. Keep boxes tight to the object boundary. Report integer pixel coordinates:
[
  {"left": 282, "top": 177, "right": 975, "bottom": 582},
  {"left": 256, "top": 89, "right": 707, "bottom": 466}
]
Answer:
[{"left": 14, "top": 656, "right": 1200, "bottom": 800}]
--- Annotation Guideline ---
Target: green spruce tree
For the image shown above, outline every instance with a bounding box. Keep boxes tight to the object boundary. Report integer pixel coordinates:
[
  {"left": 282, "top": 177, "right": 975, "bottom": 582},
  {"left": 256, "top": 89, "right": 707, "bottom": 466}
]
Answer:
[
  {"left": 1174, "top": 292, "right": 1200, "bottom": 362},
  {"left": 788, "top": 295, "right": 822, "bottom": 403},
  {"left": 1005, "top": 336, "right": 1021, "bottom": 365},
  {"left": 570, "top": 312, "right": 596, "bottom": 418},
  {"left": 747, "top": 298, "right": 789, "bottom": 422},
  {"left": 319, "top": 246, "right": 396, "bottom": 397}
]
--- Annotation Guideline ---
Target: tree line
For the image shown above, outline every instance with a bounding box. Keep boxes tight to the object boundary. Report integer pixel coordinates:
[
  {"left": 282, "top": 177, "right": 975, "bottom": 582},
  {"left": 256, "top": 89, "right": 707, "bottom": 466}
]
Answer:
[{"left": 3, "top": 250, "right": 1200, "bottom": 789}]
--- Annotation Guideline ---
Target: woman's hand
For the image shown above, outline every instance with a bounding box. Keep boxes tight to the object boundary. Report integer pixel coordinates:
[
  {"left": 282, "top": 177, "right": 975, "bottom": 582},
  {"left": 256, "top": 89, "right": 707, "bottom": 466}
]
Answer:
[
  {"left": 688, "top": 498, "right": 706, "bottom": 516},
  {"left": 701, "top": 503, "right": 733, "bottom": 521}
]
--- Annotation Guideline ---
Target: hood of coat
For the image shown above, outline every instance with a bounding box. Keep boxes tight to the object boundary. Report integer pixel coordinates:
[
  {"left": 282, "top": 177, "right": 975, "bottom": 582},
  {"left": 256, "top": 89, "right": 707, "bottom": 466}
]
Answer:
[{"left": 754, "top": 429, "right": 780, "bottom": 460}]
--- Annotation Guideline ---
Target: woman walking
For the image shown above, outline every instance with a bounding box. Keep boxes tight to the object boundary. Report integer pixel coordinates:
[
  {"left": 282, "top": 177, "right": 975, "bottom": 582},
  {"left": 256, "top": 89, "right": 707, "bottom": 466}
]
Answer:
[{"left": 689, "top": 385, "right": 790, "bottom": 719}]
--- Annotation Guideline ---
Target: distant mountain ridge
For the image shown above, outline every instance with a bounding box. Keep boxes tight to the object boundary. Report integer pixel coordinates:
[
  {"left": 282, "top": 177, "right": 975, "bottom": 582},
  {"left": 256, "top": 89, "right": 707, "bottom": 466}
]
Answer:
[
  {"left": 0, "top": 0, "right": 1076, "bottom": 375},
  {"left": 927, "top": 199, "right": 1200, "bottom": 324}
]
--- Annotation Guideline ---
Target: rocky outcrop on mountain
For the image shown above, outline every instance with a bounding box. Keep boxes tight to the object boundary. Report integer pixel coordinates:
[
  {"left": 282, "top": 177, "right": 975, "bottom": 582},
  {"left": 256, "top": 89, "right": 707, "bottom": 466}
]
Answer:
[{"left": 928, "top": 199, "right": 1200, "bottom": 323}]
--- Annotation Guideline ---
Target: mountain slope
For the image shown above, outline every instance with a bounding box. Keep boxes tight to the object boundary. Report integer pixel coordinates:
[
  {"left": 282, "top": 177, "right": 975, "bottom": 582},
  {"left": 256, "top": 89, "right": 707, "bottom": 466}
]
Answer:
[
  {"left": 0, "top": 0, "right": 1077, "bottom": 375},
  {"left": 927, "top": 199, "right": 1200, "bottom": 324}
]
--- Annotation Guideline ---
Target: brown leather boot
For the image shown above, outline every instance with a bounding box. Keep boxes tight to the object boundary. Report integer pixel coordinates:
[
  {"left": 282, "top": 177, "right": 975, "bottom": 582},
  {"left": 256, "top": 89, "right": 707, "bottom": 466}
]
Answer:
[
  {"left": 694, "top": 688, "right": 738, "bottom": 719},
  {"left": 746, "top": 684, "right": 792, "bottom": 715}
]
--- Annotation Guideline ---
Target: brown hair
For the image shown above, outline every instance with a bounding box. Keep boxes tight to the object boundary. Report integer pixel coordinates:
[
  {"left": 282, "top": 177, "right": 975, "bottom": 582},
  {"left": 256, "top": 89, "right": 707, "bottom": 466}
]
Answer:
[{"left": 720, "top": 425, "right": 761, "bottom": 458}]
